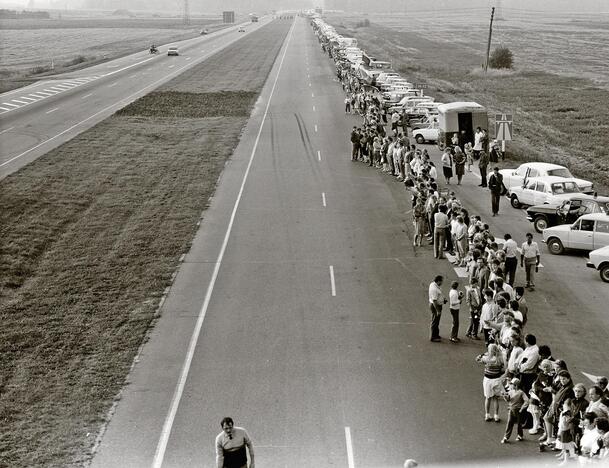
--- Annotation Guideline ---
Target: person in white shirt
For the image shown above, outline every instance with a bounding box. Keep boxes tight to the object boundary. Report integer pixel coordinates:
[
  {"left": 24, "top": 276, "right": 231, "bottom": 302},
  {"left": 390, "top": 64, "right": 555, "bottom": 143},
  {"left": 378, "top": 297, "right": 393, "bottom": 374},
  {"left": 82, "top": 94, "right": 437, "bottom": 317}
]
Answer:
[
  {"left": 216, "top": 417, "right": 255, "bottom": 468},
  {"left": 449, "top": 281, "right": 463, "bottom": 343},
  {"left": 429, "top": 275, "right": 447, "bottom": 342},
  {"left": 480, "top": 289, "right": 496, "bottom": 346},
  {"left": 453, "top": 216, "right": 469, "bottom": 266},
  {"left": 502, "top": 233, "right": 519, "bottom": 286},
  {"left": 521, "top": 232, "right": 541, "bottom": 289},
  {"left": 518, "top": 334, "right": 540, "bottom": 394}
]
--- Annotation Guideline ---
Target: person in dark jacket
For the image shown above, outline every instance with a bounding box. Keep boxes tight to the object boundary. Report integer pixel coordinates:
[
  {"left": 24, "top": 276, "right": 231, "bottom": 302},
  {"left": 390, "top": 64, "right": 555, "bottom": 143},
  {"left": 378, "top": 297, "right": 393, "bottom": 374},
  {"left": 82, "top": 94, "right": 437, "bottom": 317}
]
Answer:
[
  {"left": 478, "top": 150, "right": 489, "bottom": 187},
  {"left": 488, "top": 167, "right": 505, "bottom": 217}
]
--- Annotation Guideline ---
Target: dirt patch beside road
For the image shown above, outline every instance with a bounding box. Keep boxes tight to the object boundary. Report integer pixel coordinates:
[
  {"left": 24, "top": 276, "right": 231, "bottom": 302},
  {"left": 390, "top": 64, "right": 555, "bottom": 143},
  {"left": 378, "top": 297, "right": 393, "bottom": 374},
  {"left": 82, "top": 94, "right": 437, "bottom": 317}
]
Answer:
[{"left": 0, "top": 19, "right": 291, "bottom": 468}]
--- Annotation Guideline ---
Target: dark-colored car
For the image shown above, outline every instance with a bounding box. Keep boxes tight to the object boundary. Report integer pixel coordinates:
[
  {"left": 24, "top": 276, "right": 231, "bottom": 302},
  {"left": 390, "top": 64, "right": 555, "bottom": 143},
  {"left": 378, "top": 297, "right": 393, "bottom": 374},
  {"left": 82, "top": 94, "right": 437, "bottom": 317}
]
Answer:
[{"left": 526, "top": 195, "right": 609, "bottom": 233}]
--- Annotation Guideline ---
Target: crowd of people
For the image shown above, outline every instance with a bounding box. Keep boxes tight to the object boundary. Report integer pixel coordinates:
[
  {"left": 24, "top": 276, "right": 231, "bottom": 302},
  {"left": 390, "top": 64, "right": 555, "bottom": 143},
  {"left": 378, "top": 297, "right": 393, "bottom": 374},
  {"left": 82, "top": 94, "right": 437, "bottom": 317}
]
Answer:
[{"left": 315, "top": 21, "right": 609, "bottom": 466}]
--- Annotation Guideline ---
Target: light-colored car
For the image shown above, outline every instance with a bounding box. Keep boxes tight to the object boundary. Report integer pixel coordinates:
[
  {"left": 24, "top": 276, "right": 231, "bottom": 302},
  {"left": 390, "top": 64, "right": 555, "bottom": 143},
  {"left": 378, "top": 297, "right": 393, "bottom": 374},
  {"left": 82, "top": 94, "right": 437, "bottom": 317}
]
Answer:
[
  {"left": 238, "top": 27, "right": 246, "bottom": 32},
  {"left": 587, "top": 245, "right": 609, "bottom": 282},
  {"left": 376, "top": 72, "right": 401, "bottom": 85},
  {"left": 412, "top": 122, "right": 440, "bottom": 144},
  {"left": 167, "top": 46, "right": 179, "bottom": 56},
  {"left": 508, "top": 176, "right": 581, "bottom": 208},
  {"left": 543, "top": 213, "right": 609, "bottom": 255},
  {"left": 500, "top": 162, "right": 594, "bottom": 194}
]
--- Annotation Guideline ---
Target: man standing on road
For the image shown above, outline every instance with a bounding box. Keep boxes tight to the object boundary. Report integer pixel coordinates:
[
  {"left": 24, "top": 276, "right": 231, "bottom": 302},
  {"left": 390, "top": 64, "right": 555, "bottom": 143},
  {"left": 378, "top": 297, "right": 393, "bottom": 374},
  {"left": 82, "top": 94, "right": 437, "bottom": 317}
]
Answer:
[
  {"left": 429, "top": 275, "right": 447, "bottom": 342},
  {"left": 488, "top": 167, "right": 505, "bottom": 217},
  {"left": 216, "top": 417, "right": 255, "bottom": 468},
  {"left": 521, "top": 233, "right": 541, "bottom": 290},
  {"left": 350, "top": 126, "right": 360, "bottom": 161},
  {"left": 433, "top": 205, "right": 449, "bottom": 259},
  {"left": 502, "top": 233, "right": 519, "bottom": 287},
  {"left": 478, "top": 150, "right": 489, "bottom": 187}
]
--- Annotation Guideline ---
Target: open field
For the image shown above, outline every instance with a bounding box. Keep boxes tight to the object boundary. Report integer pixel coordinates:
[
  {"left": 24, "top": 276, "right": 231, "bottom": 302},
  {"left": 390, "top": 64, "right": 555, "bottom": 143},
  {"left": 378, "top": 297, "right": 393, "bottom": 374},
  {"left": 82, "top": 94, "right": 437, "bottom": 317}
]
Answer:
[
  {"left": 0, "top": 20, "right": 291, "bottom": 468},
  {"left": 327, "top": 13, "right": 609, "bottom": 194},
  {"left": 0, "top": 17, "right": 223, "bottom": 92}
]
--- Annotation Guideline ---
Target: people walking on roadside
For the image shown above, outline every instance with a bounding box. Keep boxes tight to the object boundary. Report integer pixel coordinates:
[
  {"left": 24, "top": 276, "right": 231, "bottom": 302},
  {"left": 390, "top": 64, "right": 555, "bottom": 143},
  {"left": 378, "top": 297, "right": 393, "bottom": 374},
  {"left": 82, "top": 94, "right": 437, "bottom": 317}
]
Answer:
[
  {"left": 502, "top": 233, "right": 519, "bottom": 287},
  {"left": 521, "top": 233, "right": 541, "bottom": 290},
  {"left": 429, "top": 275, "right": 447, "bottom": 342},
  {"left": 454, "top": 146, "right": 466, "bottom": 185},
  {"left": 488, "top": 167, "right": 505, "bottom": 217},
  {"left": 501, "top": 378, "right": 530, "bottom": 443},
  {"left": 433, "top": 205, "right": 449, "bottom": 259},
  {"left": 476, "top": 343, "right": 505, "bottom": 422},
  {"left": 216, "top": 417, "right": 255, "bottom": 468},
  {"left": 441, "top": 148, "right": 453, "bottom": 184},
  {"left": 449, "top": 280, "right": 463, "bottom": 343},
  {"left": 350, "top": 126, "right": 360, "bottom": 161},
  {"left": 478, "top": 150, "right": 489, "bottom": 187},
  {"left": 466, "top": 277, "right": 482, "bottom": 339},
  {"left": 345, "top": 96, "right": 351, "bottom": 113}
]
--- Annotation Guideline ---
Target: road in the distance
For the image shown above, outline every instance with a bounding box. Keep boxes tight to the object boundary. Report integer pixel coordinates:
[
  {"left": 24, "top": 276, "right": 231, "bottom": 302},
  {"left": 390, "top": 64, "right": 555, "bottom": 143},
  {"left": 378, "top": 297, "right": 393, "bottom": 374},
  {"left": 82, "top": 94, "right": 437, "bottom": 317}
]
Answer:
[
  {"left": 0, "top": 18, "right": 267, "bottom": 179},
  {"left": 90, "top": 16, "right": 609, "bottom": 468}
]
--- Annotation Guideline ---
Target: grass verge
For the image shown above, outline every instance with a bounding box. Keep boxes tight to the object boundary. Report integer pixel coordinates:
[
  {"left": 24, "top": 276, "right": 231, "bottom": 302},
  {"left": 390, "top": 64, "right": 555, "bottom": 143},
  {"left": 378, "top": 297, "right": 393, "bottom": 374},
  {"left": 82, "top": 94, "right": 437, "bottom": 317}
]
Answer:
[
  {"left": 328, "top": 17, "right": 609, "bottom": 193},
  {"left": 0, "top": 19, "right": 291, "bottom": 468}
]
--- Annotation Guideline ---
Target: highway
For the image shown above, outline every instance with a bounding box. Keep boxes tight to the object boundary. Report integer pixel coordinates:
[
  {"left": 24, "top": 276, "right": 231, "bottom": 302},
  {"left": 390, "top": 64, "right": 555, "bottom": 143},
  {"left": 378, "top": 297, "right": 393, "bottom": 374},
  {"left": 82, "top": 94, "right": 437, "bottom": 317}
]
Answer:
[
  {"left": 89, "top": 16, "right": 609, "bottom": 468},
  {"left": 0, "top": 18, "right": 268, "bottom": 179}
]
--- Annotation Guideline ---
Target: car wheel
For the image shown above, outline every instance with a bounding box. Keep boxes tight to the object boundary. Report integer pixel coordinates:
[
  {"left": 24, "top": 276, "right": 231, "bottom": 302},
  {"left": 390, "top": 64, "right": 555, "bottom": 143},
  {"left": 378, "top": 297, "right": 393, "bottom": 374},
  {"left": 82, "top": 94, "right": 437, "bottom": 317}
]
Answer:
[
  {"left": 547, "top": 238, "right": 564, "bottom": 255},
  {"left": 533, "top": 216, "right": 549, "bottom": 233},
  {"left": 510, "top": 195, "right": 521, "bottom": 209},
  {"left": 600, "top": 264, "right": 609, "bottom": 283},
  {"left": 415, "top": 134, "right": 425, "bottom": 144}
]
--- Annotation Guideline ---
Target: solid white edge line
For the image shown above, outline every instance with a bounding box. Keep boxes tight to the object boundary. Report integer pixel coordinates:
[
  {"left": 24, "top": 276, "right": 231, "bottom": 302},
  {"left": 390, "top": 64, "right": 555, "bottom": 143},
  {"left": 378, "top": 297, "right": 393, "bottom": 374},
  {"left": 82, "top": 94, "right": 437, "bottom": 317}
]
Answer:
[
  {"left": 11, "top": 100, "right": 28, "bottom": 105},
  {"left": 150, "top": 19, "right": 297, "bottom": 468},
  {"left": 345, "top": 426, "right": 355, "bottom": 468},
  {"left": 0, "top": 126, "right": 15, "bottom": 135},
  {"left": 45, "top": 108, "right": 58, "bottom": 114},
  {"left": 329, "top": 265, "right": 336, "bottom": 297},
  {"left": 81, "top": 93, "right": 93, "bottom": 99},
  {"left": 322, "top": 192, "right": 326, "bottom": 207}
]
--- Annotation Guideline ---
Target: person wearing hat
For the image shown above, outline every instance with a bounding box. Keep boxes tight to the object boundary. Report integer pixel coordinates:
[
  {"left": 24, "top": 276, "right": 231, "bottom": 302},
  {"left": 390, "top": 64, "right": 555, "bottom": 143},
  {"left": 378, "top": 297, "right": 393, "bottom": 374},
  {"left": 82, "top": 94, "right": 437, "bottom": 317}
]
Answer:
[{"left": 501, "top": 378, "right": 530, "bottom": 443}]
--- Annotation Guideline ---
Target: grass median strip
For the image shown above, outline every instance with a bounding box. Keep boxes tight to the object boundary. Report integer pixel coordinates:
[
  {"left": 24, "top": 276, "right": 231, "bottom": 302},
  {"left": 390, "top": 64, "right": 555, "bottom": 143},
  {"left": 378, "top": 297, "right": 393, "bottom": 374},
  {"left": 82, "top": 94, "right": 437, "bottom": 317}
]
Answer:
[{"left": 0, "top": 19, "right": 291, "bottom": 468}]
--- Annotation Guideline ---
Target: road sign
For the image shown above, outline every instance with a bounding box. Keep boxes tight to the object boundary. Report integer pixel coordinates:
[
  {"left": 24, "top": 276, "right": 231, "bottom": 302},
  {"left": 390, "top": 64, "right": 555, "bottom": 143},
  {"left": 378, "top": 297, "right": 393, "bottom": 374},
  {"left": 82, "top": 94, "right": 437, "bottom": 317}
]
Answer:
[
  {"left": 414, "top": 83, "right": 428, "bottom": 89},
  {"left": 495, "top": 113, "right": 513, "bottom": 141}
]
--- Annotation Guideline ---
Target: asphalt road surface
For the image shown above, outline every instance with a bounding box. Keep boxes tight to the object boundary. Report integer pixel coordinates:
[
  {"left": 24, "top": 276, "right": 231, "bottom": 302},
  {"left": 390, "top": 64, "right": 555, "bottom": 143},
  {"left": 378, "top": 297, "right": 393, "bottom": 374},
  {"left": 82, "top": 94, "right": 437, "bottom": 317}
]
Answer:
[
  {"left": 0, "top": 18, "right": 268, "bottom": 179},
  {"left": 74, "top": 17, "right": 609, "bottom": 468}
]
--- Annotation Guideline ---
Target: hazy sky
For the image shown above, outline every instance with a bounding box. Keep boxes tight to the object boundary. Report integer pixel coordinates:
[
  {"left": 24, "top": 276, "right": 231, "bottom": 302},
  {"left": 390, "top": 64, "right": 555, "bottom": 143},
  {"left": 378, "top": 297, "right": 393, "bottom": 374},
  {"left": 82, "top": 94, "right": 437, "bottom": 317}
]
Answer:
[{"left": 2, "top": 0, "right": 608, "bottom": 14}]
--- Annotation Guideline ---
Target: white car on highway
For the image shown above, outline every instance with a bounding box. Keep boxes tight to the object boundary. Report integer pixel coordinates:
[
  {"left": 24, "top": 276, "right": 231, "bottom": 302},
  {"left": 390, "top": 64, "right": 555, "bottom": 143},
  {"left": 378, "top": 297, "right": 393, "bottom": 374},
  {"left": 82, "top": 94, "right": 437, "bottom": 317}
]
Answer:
[
  {"left": 543, "top": 213, "right": 609, "bottom": 255},
  {"left": 587, "top": 245, "right": 609, "bottom": 282},
  {"left": 508, "top": 176, "right": 581, "bottom": 208},
  {"left": 500, "top": 162, "right": 594, "bottom": 194},
  {"left": 167, "top": 46, "right": 179, "bottom": 56}
]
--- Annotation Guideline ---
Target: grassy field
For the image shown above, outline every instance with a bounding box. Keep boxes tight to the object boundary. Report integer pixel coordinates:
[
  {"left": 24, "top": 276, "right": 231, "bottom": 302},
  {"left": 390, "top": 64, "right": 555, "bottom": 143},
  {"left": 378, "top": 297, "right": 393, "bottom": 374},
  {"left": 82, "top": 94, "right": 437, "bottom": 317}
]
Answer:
[
  {"left": 0, "top": 17, "right": 223, "bottom": 92},
  {"left": 327, "top": 13, "right": 609, "bottom": 193},
  {"left": 0, "top": 20, "right": 291, "bottom": 468}
]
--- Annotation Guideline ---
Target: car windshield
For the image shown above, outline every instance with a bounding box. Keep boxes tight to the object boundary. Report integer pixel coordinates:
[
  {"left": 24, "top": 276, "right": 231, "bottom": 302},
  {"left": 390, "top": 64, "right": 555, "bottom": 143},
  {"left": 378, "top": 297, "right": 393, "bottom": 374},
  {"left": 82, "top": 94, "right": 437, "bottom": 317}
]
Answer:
[
  {"left": 547, "top": 168, "right": 573, "bottom": 178},
  {"left": 551, "top": 182, "right": 580, "bottom": 194}
]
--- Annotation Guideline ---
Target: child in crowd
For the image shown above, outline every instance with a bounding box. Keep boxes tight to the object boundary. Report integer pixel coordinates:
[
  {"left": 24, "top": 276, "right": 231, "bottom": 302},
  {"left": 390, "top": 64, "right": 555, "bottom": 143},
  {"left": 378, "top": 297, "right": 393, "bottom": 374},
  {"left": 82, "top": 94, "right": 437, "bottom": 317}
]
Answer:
[
  {"left": 501, "top": 378, "right": 529, "bottom": 443},
  {"left": 555, "top": 399, "right": 576, "bottom": 462}
]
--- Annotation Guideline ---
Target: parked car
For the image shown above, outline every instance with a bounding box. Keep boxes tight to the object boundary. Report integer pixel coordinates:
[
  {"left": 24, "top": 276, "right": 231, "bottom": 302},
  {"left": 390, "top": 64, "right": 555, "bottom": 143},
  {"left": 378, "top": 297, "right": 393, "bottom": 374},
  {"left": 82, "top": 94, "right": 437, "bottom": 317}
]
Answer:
[
  {"left": 500, "top": 162, "right": 594, "bottom": 194},
  {"left": 508, "top": 176, "right": 581, "bottom": 209},
  {"left": 587, "top": 245, "right": 609, "bottom": 283},
  {"left": 412, "top": 122, "right": 440, "bottom": 144},
  {"left": 526, "top": 194, "right": 609, "bottom": 232},
  {"left": 411, "top": 115, "right": 439, "bottom": 130},
  {"left": 543, "top": 213, "right": 609, "bottom": 255},
  {"left": 200, "top": 28, "right": 209, "bottom": 35},
  {"left": 238, "top": 26, "right": 246, "bottom": 32},
  {"left": 167, "top": 46, "right": 179, "bottom": 56}
]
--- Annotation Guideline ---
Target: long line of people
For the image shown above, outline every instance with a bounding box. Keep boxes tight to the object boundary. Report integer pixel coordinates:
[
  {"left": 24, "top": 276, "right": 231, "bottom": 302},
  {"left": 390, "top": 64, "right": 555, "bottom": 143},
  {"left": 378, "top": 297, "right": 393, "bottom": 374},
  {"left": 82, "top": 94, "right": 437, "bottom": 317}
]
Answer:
[{"left": 314, "top": 19, "right": 609, "bottom": 465}]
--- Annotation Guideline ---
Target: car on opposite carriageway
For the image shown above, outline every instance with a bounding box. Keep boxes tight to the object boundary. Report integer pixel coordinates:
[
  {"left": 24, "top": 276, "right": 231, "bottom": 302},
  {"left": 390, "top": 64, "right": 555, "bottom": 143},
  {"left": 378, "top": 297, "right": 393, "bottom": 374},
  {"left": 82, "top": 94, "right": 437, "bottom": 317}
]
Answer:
[{"left": 526, "top": 194, "right": 609, "bottom": 233}]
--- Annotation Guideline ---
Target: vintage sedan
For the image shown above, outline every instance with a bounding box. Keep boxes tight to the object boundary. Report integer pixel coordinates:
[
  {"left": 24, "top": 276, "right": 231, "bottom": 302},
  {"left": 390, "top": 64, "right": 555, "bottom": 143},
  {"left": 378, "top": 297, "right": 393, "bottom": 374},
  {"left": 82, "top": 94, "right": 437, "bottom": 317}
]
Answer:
[
  {"left": 543, "top": 213, "right": 609, "bottom": 255},
  {"left": 508, "top": 176, "right": 581, "bottom": 209},
  {"left": 587, "top": 245, "right": 609, "bottom": 283},
  {"left": 500, "top": 162, "right": 594, "bottom": 194},
  {"left": 526, "top": 194, "right": 609, "bottom": 232}
]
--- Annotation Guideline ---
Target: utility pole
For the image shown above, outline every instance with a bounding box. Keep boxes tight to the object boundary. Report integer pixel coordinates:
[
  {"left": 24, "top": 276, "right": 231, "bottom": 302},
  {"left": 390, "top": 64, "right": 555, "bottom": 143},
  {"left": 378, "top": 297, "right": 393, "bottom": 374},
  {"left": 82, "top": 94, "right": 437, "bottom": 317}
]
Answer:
[
  {"left": 183, "top": 0, "right": 190, "bottom": 25},
  {"left": 484, "top": 7, "right": 495, "bottom": 72}
]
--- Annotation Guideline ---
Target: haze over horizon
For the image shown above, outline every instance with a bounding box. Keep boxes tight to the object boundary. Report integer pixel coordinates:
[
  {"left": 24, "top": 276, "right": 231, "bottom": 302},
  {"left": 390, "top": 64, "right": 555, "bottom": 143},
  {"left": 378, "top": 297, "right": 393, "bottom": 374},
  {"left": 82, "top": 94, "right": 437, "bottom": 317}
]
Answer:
[{"left": 1, "top": 0, "right": 607, "bottom": 15}]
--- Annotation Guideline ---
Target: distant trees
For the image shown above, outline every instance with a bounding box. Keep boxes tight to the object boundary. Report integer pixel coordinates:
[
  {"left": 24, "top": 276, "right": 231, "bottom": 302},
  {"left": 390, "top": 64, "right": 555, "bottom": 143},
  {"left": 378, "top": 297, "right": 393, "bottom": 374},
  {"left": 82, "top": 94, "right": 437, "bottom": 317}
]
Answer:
[
  {"left": 354, "top": 18, "right": 370, "bottom": 28},
  {"left": 489, "top": 46, "right": 514, "bottom": 69},
  {"left": 0, "top": 9, "right": 50, "bottom": 19}
]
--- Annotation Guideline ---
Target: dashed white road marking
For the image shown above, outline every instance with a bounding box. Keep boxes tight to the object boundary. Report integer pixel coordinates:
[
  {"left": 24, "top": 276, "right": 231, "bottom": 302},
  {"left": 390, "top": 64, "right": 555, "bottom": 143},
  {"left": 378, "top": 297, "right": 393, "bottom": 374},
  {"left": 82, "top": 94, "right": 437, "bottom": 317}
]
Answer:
[
  {"left": 168, "top": 65, "right": 175, "bottom": 69},
  {"left": 312, "top": 92, "right": 314, "bottom": 97},
  {"left": 45, "top": 107, "right": 59, "bottom": 114},
  {"left": 0, "top": 126, "right": 15, "bottom": 135},
  {"left": 33, "top": 91, "right": 52, "bottom": 96},
  {"left": 11, "top": 99, "right": 28, "bottom": 105},
  {"left": 0, "top": 107, "right": 11, "bottom": 112},
  {"left": 43, "top": 89, "right": 59, "bottom": 94},
  {"left": 317, "top": 150, "right": 321, "bottom": 161},
  {"left": 19, "top": 96, "right": 38, "bottom": 102},
  {"left": 29, "top": 93, "right": 48, "bottom": 98},
  {"left": 2, "top": 102, "right": 19, "bottom": 108},
  {"left": 108, "top": 82, "right": 117, "bottom": 87},
  {"left": 322, "top": 192, "right": 326, "bottom": 207},
  {"left": 345, "top": 427, "right": 355, "bottom": 468},
  {"left": 329, "top": 266, "right": 336, "bottom": 297},
  {"left": 313, "top": 105, "right": 316, "bottom": 111},
  {"left": 81, "top": 93, "right": 93, "bottom": 99},
  {"left": 49, "top": 87, "right": 66, "bottom": 92},
  {"left": 314, "top": 124, "right": 318, "bottom": 132},
  {"left": 185, "top": 57, "right": 191, "bottom": 61}
]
